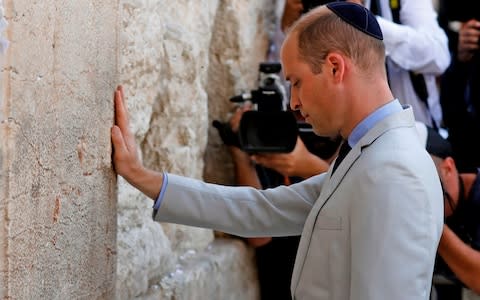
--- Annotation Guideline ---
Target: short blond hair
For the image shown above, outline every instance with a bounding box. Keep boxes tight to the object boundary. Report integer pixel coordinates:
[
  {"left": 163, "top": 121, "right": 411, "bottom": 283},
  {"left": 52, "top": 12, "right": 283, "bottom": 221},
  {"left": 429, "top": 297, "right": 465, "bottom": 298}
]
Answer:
[{"left": 288, "top": 6, "right": 386, "bottom": 75}]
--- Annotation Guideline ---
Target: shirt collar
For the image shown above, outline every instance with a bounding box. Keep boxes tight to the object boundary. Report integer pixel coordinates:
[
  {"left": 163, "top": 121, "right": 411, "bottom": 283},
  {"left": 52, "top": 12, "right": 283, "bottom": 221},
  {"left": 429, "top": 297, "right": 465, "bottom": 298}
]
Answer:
[{"left": 348, "top": 99, "right": 403, "bottom": 147}]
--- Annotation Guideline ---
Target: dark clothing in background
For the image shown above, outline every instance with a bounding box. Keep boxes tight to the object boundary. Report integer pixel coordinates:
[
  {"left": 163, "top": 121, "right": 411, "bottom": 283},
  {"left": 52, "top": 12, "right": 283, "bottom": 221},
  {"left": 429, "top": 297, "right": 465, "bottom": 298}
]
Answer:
[
  {"left": 438, "top": 0, "right": 480, "bottom": 172},
  {"left": 434, "top": 172, "right": 480, "bottom": 299},
  {"left": 255, "top": 235, "right": 301, "bottom": 300},
  {"left": 440, "top": 56, "right": 480, "bottom": 173},
  {"left": 255, "top": 166, "right": 301, "bottom": 300}
]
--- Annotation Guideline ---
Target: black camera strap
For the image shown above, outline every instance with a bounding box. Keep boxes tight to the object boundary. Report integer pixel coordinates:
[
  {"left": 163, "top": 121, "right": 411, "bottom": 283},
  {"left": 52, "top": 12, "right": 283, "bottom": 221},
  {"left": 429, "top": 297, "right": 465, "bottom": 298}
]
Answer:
[{"left": 331, "top": 140, "right": 351, "bottom": 175}]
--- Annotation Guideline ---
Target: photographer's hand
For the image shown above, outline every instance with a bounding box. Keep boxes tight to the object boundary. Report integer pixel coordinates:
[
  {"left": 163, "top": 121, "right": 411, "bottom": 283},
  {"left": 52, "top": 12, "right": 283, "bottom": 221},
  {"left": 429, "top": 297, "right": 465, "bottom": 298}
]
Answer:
[
  {"left": 111, "top": 86, "right": 163, "bottom": 200},
  {"left": 457, "top": 19, "right": 480, "bottom": 63},
  {"left": 251, "top": 137, "right": 330, "bottom": 179},
  {"left": 229, "top": 104, "right": 251, "bottom": 133},
  {"left": 227, "top": 104, "right": 251, "bottom": 157},
  {"left": 227, "top": 104, "right": 262, "bottom": 188}
]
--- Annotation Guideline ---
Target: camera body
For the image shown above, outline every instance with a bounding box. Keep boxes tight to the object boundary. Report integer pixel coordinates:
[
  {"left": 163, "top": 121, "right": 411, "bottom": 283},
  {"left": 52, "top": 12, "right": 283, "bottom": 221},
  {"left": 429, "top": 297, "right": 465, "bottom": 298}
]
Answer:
[
  {"left": 231, "top": 62, "right": 298, "bottom": 154},
  {"left": 230, "top": 62, "right": 287, "bottom": 112}
]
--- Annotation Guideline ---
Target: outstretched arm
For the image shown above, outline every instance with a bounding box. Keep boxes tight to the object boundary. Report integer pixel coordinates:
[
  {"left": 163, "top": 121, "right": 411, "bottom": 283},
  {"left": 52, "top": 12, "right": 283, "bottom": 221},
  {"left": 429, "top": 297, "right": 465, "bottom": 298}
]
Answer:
[{"left": 111, "top": 86, "right": 163, "bottom": 200}]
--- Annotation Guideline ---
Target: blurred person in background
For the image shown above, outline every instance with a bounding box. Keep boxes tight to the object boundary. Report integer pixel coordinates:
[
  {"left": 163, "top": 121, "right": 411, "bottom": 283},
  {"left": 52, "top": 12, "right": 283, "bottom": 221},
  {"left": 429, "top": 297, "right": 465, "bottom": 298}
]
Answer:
[
  {"left": 416, "top": 122, "right": 480, "bottom": 300},
  {"left": 438, "top": 0, "right": 480, "bottom": 173}
]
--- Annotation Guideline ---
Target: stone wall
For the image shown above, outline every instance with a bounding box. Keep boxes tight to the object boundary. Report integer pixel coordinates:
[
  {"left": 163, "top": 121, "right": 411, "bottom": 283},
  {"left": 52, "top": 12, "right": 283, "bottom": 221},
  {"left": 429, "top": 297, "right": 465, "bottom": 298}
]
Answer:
[
  {"left": 117, "top": 0, "right": 279, "bottom": 299},
  {"left": 1, "top": 0, "right": 282, "bottom": 299},
  {"left": 0, "top": 0, "right": 118, "bottom": 299}
]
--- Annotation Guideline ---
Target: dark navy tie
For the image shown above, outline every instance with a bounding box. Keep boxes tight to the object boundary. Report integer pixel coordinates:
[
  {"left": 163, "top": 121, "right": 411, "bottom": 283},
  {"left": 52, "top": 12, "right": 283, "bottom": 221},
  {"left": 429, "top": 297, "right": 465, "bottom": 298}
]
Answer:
[{"left": 332, "top": 141, "right": 351, "bottom": 174}]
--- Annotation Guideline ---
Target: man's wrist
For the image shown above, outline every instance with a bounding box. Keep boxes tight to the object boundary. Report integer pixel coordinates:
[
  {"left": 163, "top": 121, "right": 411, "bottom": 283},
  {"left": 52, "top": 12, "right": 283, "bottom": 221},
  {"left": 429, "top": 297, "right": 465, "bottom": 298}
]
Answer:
[
  {"left": 124, "top": 163, "right": 147, "bottom": 185},
  {"left": 125, "top": 165, "right": 164, "bottom": 200}
]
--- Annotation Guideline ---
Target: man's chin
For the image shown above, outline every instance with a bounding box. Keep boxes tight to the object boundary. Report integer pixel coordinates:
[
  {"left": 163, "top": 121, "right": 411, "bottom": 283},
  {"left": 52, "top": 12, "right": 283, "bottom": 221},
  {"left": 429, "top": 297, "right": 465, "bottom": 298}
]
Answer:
[{"left": 311, "top": 127, "right": 338, "bottom": 139}]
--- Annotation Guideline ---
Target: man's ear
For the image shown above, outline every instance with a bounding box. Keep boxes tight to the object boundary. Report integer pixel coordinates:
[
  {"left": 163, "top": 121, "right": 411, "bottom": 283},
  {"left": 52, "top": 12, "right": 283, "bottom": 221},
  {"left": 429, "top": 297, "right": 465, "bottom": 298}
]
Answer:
[
  {"left": 444, "top": 157, "right": 457, "bottom": 175},
  {"left": 325, "top": 52, "right": 345, "bottom": 82},
  {"left": 437, "top": 156, "right": 457, "bottom": 179}
]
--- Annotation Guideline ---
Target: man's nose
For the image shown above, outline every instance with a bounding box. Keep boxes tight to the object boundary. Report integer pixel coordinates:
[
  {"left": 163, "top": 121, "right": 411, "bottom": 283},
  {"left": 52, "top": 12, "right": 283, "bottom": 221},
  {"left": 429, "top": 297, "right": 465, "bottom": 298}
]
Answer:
[{"left": 289, "top": 90, "right": 300, "bottom": 111}]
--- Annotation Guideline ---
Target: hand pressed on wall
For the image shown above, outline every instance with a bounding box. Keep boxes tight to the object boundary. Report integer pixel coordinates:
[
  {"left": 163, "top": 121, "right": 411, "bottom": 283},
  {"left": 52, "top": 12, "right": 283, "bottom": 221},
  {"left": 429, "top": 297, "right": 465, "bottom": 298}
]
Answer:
[{"left": 111, "top": 86, "right": 163, "bottom": 200}]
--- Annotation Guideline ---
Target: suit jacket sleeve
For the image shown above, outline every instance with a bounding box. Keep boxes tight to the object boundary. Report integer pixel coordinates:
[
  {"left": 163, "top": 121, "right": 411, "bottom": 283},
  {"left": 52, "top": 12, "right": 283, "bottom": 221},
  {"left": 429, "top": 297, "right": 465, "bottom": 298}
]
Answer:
[{"left": 154, "top": 173, "right": 327, "bottom": 237}]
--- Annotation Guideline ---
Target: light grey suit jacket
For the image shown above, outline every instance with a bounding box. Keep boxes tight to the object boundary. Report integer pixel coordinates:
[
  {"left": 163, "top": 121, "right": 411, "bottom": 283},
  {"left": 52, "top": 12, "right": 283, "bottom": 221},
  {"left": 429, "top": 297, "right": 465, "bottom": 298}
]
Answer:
[{"left": 156, "top": 107, "right": 444, "bottom": 300}]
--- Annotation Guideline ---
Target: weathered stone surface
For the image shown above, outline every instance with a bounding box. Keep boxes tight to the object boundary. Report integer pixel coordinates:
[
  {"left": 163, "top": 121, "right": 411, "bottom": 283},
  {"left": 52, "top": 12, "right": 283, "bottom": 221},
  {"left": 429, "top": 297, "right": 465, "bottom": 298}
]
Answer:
[
  {"left": 0, "top": 0, "right": 118, "bottom": 299},
  {"left": 116, "top": 0, "right": 277, "bottom": 299},
  {"left": 203, "top": 0, "right": 275, "bottom": 185},
  {"left": 1, "top": 0, "right": 281, "bottom": 298},
  {"left": 144, "top": 239, "right": 259, "bottom": 300}
]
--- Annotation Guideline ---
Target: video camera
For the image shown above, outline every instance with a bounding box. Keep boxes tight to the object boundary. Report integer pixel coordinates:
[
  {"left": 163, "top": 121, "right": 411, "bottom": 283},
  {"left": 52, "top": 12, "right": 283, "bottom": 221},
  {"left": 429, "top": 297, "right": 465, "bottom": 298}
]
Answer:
[
  {"left": 213, "top": 62, "right": 342, "bottom": 159},
  {"left": 213, "top": 62, "right": 298, "bottom": 154}
]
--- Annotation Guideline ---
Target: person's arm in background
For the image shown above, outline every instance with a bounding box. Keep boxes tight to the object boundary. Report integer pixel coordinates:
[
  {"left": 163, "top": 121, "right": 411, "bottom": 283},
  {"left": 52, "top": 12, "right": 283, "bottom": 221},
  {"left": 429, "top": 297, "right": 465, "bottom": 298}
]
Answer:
[
  {"left": 437, "top": 225, "right": 480, "bottom": 294},
  {"left": 229, "top": 145, "right": 272, "bottom": 247},
  {"left": 227, "top": 106, "right": 272, "bottom": 247},
  {"left": 369, "top": 0, "right": 450, "bottom": 74},
  {"left": 456, "top": 19, "right": 480, "bottom": 63},
  {"left": 281, "top": 0, "right": 304, "bottom": 33},
  {"left": 252, "top": 137, "right": 331, "bottom": 179},
  {"left": 229, "top": 146, "right": 262, "bottom": 189}
]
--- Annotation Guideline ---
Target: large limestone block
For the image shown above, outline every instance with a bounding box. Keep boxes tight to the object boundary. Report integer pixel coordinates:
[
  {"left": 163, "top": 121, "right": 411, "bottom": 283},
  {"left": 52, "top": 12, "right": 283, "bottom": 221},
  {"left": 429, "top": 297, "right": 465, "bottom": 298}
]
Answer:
[
  {"left": 203, "top": 0, "right": 275, "bottom": 185},
  {"left": 0, "top": 0, "right": 118, "bottom": 298},
  {"left": 117, "top": 0, "right": 218, "bottom": 298},
  {"left": 117, "top": 0, "right": 276, "bottom": 298}
]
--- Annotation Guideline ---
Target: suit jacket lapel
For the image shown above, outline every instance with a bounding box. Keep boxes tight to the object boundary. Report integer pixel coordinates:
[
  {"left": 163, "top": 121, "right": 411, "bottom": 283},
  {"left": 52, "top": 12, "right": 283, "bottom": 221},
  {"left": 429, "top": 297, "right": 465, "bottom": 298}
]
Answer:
[{"left": 323, "top": 107, "right": 415, "bottom": 203}]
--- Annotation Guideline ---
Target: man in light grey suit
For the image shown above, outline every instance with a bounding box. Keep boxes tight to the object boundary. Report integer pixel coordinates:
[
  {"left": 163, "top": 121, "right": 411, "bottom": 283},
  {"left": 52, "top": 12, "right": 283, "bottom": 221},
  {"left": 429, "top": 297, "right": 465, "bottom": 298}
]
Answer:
[{"left": 111, "top": 2, "right": 444, "bottom": 299}]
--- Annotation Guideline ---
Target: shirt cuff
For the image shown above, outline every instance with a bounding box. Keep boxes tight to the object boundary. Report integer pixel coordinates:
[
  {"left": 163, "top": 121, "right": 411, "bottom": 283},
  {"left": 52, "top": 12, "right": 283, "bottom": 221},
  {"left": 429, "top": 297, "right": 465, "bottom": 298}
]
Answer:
[{"left": 152, "top": 172, "right": 168, "bottom": 219}]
